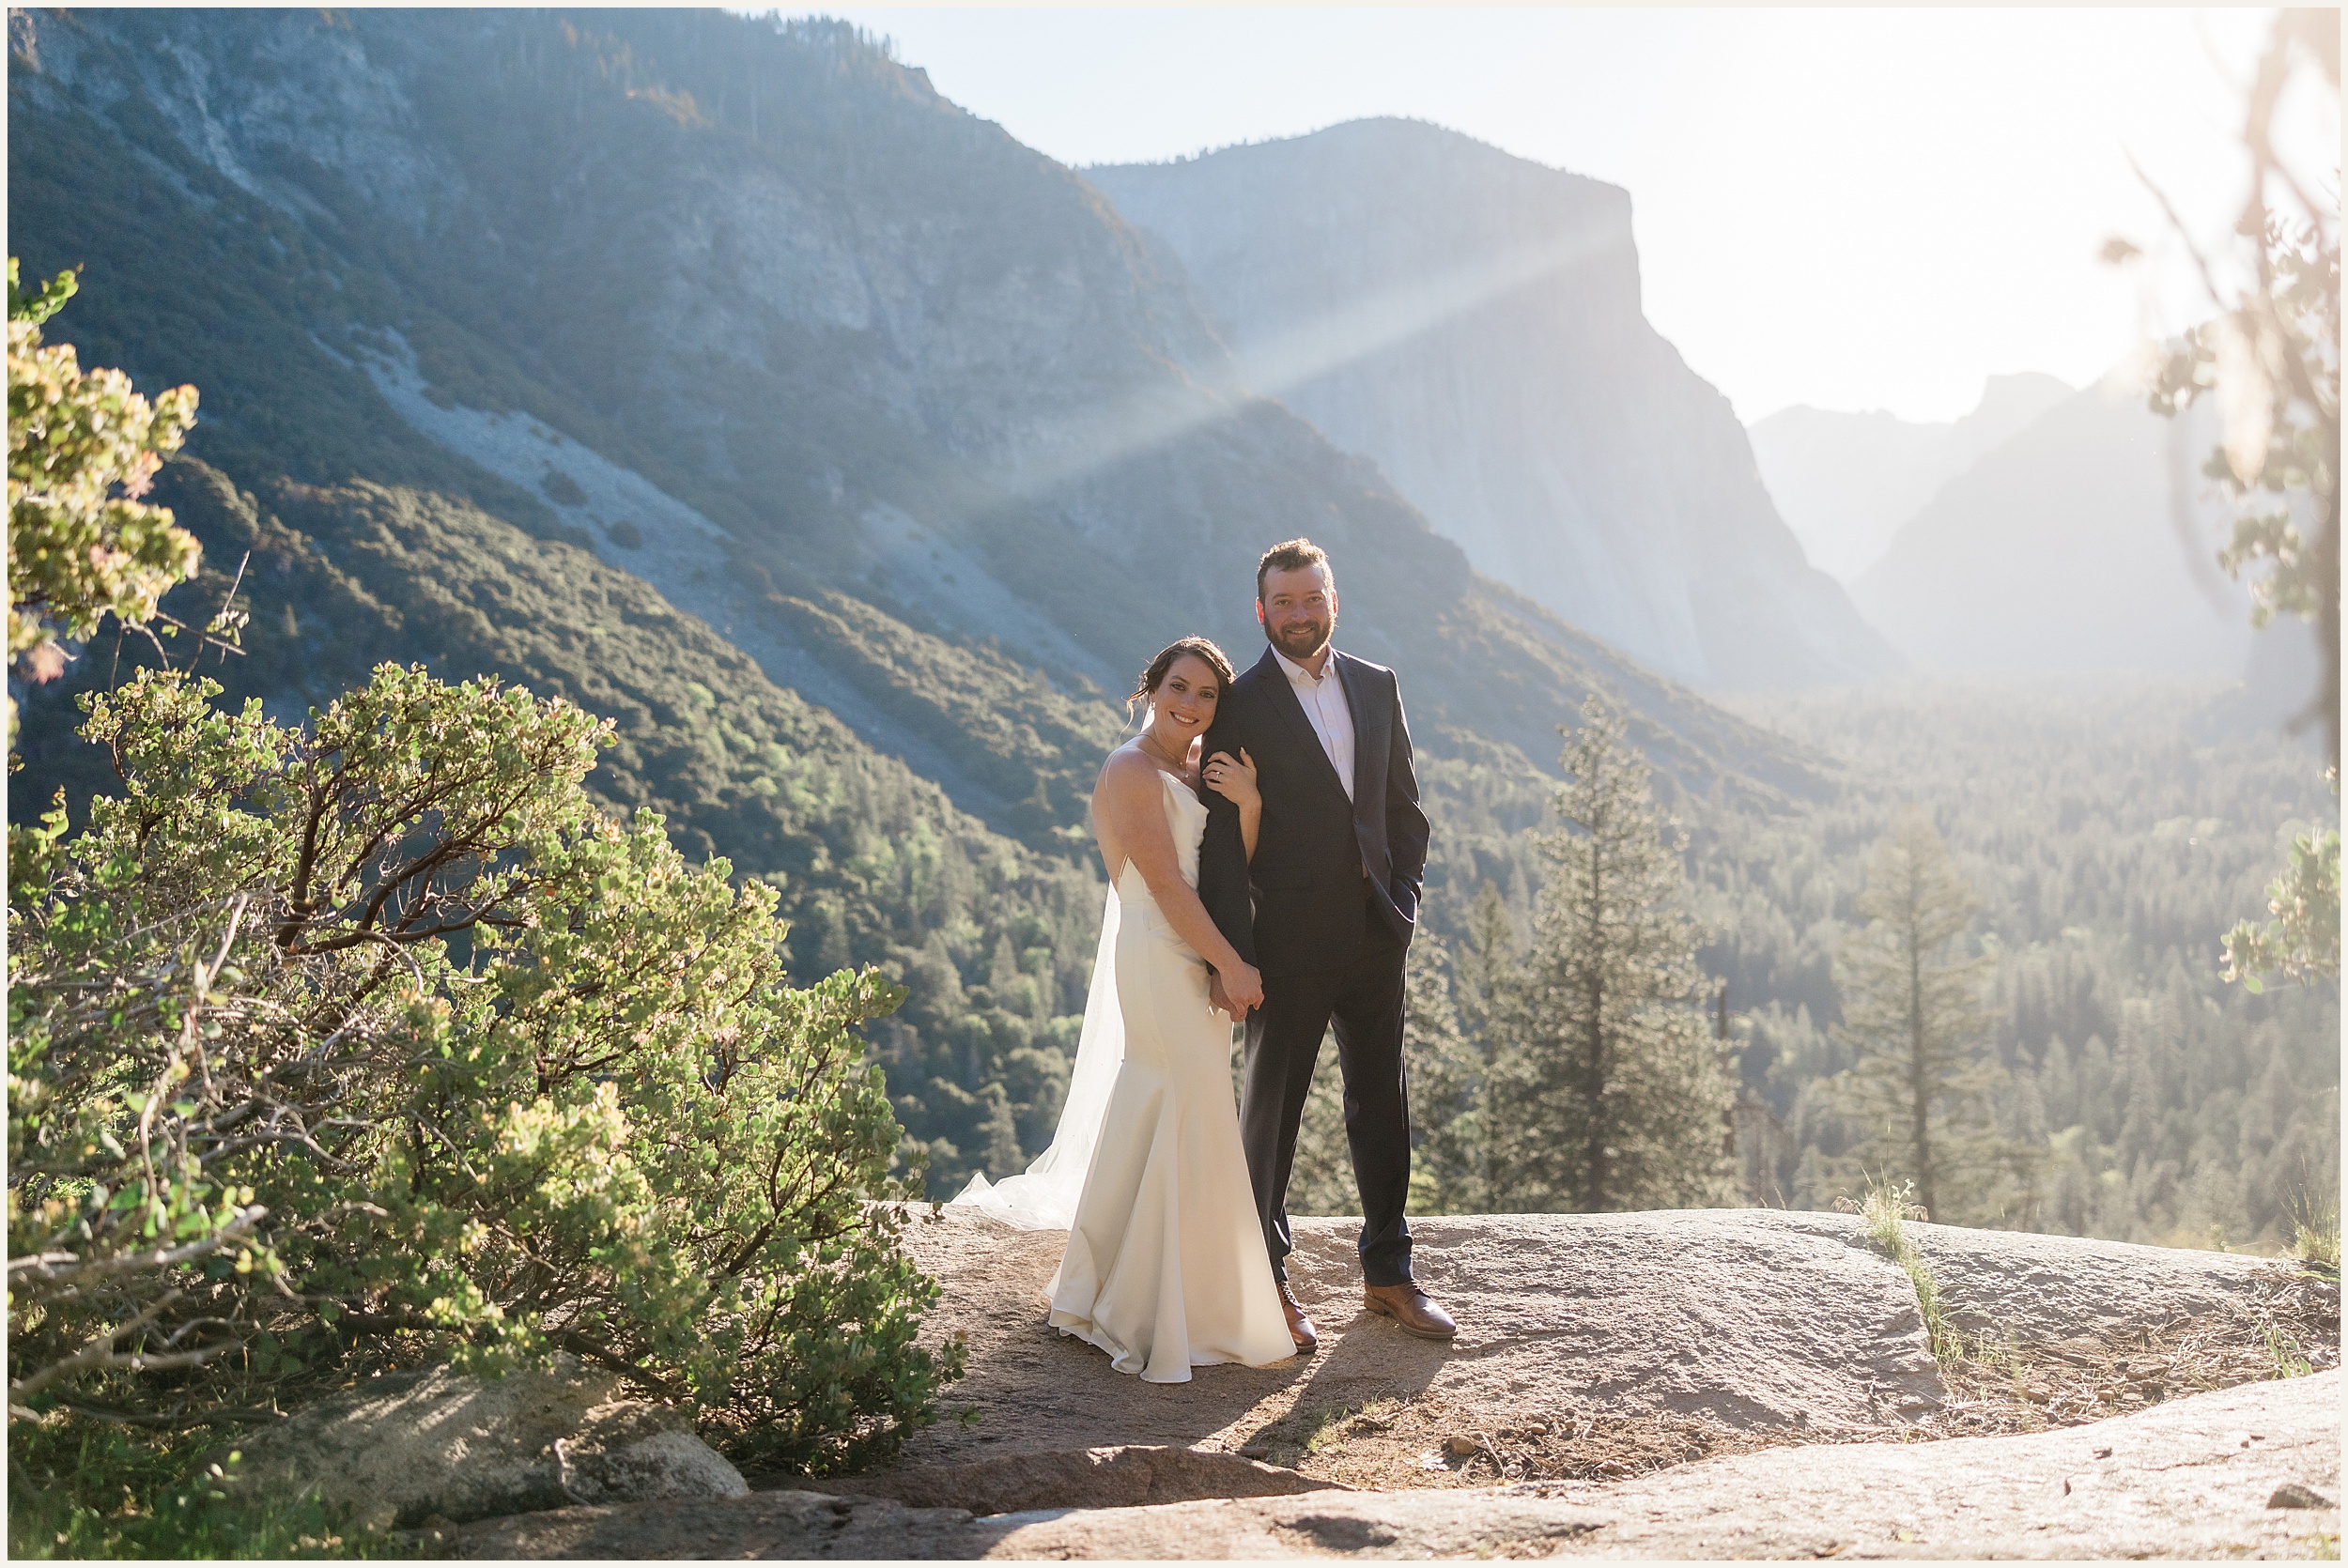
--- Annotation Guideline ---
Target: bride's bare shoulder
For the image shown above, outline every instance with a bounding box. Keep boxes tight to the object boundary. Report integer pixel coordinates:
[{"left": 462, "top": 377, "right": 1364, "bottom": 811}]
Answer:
[
  {"left": 1094, "top": 743, "right": 1165, "bottom": 811},
  {"left": 1096, "top": 739, "right": 1150, "bottom": 782}
]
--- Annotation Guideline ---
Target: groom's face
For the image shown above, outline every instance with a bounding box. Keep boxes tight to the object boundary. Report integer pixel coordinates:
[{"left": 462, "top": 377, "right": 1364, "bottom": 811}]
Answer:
[{"left": 1258, "top": 563, "right": 1336, "bottom": 662}]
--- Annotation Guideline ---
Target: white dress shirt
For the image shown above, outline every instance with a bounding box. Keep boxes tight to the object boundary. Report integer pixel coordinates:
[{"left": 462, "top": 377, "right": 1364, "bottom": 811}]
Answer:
[{"left": 1273, "top": 646, "right": 1356, "bottom": 803}]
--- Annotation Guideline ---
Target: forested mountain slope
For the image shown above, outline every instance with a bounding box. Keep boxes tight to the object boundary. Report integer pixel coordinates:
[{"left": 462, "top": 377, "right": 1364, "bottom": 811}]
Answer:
[
  {"left": 1089, "top": 120, "right": 1896, "bottom": 690},
  {"left": 8, "top": 459, "right": 1110, "bottom": 1194},
  {"left": 8, "top": 11, "right": 2330, "bottom": 1244},
  {"left": 7, "top": 7, "right": 1828, "bottom": 827},
  {"left": 1352, "top": 673, "right": 2339, "bottom": 1248},
  {"left": 1707, "top": 681, "right": 2338, "bottom": 1248}
]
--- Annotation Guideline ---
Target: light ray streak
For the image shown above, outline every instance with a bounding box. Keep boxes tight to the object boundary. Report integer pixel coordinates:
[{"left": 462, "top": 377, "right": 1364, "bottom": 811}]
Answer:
[{"left": 993, "top": 216, "right": 1631, "bottom": 505}]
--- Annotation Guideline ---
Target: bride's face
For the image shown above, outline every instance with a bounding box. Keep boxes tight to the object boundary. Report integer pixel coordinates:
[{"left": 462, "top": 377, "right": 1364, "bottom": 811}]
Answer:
[{"left": 1147, "top": 653, "right": 1222, "bottom": 751}]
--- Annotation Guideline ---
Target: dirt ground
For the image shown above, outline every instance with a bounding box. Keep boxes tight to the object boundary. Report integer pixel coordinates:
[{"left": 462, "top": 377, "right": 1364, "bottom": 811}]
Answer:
[
  {"left": 856, "top": 1207, "right": 2334, "bottom": 1499},
  {"left": 459, "top": 1371, "right": 2344, "bottom": 1560},
  {"left": 471, "top": 1209, "right": 2339, "bottom": 1559},
  {"left": 1228, "top": 1259, "right": 2342, "bottom": 1497}
]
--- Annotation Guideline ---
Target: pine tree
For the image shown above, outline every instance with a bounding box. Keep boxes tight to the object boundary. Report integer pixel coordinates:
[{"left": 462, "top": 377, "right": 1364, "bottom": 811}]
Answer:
[
  {"left": 1487, "top": 696, "right": 1733, "bottom": 1211},
  {"left": 1448, "top": 883, "right": 1517, "bottom": 1206},
  {"left": 975, "top": 1081, "right": 1025, "bottom": 1179},
  {"left": 1451, "top": 882, "right": 1518, "bottom": 1044},
  {"left": 1283, "top": 936, "right": 1485, "bottom": 1217},
  {"left": 1831, "top": 807, "right": 2002, "bottom": 1222},
  {"left": 1399, "top": 935, "right": 1485, "bottom": 1213}
]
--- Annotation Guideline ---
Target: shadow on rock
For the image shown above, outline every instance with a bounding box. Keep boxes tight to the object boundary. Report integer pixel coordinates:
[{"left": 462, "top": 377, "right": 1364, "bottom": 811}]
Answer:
[{"left": 808, "top": 1444, "right": 1351, "bottom": 1514}]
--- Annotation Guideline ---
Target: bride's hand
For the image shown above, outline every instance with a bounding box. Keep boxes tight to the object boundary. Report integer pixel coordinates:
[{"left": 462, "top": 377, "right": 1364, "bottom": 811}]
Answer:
[
  {"left": 1203, "top": 747, "right": 1259, "bottom": 811},
  {"left": 1220, "top": 961, "right": 1265, "bottom": 1016},
  {"left": 1208, "top": 973, "right": 1238, "bottom": 1022}
]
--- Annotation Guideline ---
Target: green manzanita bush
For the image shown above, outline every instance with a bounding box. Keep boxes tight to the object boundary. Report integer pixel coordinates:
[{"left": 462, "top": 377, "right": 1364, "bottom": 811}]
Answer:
[
  {"left": 7, "top": 258, "right": 202, "bottom": 737},
  {"left": 8, "top": 660, "right": 959, "bottom": 1474}
]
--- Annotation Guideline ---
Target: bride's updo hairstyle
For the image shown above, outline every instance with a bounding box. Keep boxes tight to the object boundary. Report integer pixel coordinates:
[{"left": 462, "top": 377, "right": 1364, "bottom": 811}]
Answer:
[{"left": 1128, "top": 636, "right": 1236, "bottom": 726}]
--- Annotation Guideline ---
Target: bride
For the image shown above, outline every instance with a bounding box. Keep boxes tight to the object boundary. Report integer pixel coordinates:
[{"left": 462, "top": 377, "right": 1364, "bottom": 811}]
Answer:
[{"left": 950, "top": 636, "right": 1296, "bottom": 1380}]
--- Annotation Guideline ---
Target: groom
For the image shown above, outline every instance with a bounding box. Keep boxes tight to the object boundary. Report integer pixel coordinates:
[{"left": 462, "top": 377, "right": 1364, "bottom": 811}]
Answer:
[{"left": 1197, "top": 539, "right": 1456, "bottom": 1352}]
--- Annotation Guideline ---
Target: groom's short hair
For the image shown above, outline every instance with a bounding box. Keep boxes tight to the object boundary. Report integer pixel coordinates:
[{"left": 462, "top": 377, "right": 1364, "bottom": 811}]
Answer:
[{"left": 1257, "top": 538, "right": 1332, "bottom": 601}]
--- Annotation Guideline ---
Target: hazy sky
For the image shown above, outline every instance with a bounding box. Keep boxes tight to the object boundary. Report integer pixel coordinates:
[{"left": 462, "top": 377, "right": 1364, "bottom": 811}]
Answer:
[{"left": 773, "top": 7, "right": 2330, "bottom": 425}]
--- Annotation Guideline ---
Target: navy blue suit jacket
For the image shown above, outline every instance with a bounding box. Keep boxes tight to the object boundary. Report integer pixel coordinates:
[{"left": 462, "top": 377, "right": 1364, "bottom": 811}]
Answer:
[{"left": 1197, "top": 647, "right": 1429, "bottom": 977}]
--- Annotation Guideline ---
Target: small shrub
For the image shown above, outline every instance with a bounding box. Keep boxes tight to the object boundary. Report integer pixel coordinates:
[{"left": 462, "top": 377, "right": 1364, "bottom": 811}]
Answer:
[
  {"left": 7, "top": 1418, "right": 410, "bottom": 1559},
  {"left": 8, "top": 663, "right": 958, "bottom": 1471},
  {"left": 1841, "top": 1176, "right": 1962, "bottom": 1366},
  {"left": 2290, "top": 1190, "right": 2341, "bottom": 1280},
  {"left": 7, "top": 256, "right": 202, "bottom": 738},
  {"left": 540, "top": 466, "right": 587, "bottom": 507}
]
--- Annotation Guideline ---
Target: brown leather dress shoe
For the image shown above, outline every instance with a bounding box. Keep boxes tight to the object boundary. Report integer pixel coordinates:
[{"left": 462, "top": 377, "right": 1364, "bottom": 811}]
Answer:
[
  {"left": 1277, "top": 1283, "right": 1319, "bottom": 1353},
  {"left": 1363, "top": 1282, "right": 1457, "bottom": 1340}
]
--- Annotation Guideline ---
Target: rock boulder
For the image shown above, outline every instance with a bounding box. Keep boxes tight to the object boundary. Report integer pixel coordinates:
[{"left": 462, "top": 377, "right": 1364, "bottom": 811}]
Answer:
[
  {"left": 417, "top": 1211, "right": 2327, "bottom": 1558},
  {"left": 872, "top": 1208, "right": 2296, "bottom": 1475},
  {"left": 220, "top": 1353, "right": 746, "bottom": 1530},
  {"left": 452, "top": 1372, "right": 2341, "bottom": 1559}
]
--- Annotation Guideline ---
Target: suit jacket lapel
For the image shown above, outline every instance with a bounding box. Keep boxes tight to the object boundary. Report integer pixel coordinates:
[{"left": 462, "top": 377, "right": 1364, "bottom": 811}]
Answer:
[
  {"left": 1335, "top": 653, "right": 1380, "bottom": 808},
  {"left": 1254, "top": 647, "right": 1351, "bottom": 805}
]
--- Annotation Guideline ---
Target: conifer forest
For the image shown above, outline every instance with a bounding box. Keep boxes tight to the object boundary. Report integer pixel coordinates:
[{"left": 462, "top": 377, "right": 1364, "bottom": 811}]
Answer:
[{"left": 1284, "top": 676, "right": 2340, "bottom": 1252}]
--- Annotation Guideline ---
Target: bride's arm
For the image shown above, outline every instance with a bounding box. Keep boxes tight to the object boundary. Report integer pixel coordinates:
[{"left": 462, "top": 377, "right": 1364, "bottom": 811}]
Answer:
[
  {"left": 1097, "top": 754, "right": 1264, "bottom": 1012},
  {"left": 1202, "top": 747, "right": 1260, "bottom": 862}
]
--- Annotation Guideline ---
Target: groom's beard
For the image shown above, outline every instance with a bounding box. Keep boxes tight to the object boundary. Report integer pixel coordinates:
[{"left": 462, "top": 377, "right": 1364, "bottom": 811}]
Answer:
[{"left": 1269, "top": 615, "right": 1333, "bottom": 662}]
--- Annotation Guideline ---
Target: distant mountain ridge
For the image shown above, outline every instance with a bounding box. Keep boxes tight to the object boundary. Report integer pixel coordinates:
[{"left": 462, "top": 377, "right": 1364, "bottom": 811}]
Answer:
[
  {"left": 1089, "top": 119, "right": 1898, "bottom": 691},
  {"left": 1749, "top": 373, "right": 2076, "bottom": 583},
  {"left": 1850, "top": 376, "right": 2260, "bottom": 676},
  {"left": 1753, "top": 368, "right": 2313, "bottom": 689}
]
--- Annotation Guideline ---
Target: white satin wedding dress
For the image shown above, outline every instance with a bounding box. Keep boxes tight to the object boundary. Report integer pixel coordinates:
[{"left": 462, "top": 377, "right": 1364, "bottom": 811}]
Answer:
[{"left": 950, "top": 766, "right": 1292, "bottom": 1381}]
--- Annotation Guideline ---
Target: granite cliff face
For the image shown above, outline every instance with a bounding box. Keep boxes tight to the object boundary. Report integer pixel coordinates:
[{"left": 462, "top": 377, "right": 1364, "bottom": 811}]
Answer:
[
  {"left": 1089, "top": 119, "right": 1898, "bottom": 691},
  {"left": 443, "top": 1209, "right": 2340, "bottom": 1560}
]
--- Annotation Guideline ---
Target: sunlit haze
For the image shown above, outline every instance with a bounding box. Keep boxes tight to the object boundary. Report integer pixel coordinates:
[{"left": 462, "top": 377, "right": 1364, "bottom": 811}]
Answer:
[{"left": 771, "top": 7, "right": 2332, "bottom": 424}]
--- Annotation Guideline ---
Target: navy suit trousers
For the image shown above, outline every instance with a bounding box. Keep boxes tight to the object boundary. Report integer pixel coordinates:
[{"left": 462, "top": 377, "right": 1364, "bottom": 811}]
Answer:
[{"left": 1239, "top": 884, "right": 1413, "bottom": 1287}]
